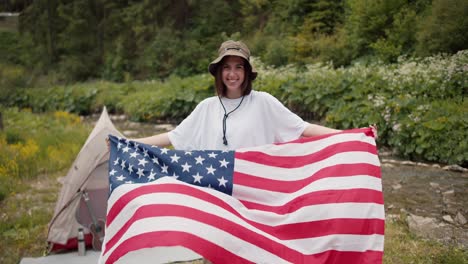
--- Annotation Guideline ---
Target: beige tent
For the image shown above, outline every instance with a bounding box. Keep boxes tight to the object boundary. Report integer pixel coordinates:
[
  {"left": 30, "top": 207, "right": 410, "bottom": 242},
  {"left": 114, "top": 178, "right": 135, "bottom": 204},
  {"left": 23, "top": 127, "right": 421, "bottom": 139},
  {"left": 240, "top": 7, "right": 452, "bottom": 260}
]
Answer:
[{"left": 47, "top": 106, "right": 123, "bottom": 252}]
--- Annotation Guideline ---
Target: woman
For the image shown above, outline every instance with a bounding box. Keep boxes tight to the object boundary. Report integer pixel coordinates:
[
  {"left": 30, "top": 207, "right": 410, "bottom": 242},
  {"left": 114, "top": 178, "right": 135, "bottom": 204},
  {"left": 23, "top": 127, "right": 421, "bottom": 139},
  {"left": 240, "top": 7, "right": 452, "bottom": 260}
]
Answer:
[{"left": 132, "top": 40, "right": 343, "bottom": 150}]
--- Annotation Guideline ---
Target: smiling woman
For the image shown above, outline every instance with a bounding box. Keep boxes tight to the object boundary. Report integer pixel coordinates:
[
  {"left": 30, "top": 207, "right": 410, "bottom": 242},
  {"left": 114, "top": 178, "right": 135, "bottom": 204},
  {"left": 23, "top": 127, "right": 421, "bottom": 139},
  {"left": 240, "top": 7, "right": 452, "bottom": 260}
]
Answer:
[{"left": 131, "top": 40, "right": 343, "bottom": 150}]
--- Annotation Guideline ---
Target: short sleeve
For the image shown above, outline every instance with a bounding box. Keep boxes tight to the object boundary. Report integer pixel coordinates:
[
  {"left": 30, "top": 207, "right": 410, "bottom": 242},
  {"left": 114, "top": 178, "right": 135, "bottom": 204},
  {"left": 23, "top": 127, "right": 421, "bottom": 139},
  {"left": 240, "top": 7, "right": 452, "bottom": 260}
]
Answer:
[
  {"left": 168, "top": 101, "right": 205, "bottom": 150},
  {"left": 259, "top": 92, "right": 308, "bottom": 142}
]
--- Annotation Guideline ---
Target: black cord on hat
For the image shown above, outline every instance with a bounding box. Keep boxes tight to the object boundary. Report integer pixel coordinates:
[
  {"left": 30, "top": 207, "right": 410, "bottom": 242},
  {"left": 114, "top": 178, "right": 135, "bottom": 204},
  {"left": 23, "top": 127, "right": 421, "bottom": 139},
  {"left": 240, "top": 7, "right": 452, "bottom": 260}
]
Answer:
[{"left": 218, "top": 96, "right": 245, "bottom": 146}]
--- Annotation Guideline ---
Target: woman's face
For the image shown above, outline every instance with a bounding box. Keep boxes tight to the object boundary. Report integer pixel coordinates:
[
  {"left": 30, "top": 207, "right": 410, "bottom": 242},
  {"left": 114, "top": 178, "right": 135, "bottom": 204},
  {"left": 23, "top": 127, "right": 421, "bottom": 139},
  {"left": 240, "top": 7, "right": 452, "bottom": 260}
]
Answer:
[{"left": 222, "top": 56, "right": 245, "bottom": 98}]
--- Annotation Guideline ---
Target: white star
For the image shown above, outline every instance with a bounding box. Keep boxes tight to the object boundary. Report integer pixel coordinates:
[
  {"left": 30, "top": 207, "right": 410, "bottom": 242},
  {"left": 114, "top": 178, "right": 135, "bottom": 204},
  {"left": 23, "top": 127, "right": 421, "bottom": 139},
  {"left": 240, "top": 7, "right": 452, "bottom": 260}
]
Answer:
[
  {"left": 125, "top": 180, "right": 133, "bottom": 184},
  {"left": 181, "top": 162, "right": 192, "bottom": 172},
  {"left": 148, "top": 169, "right": 156, "bottom": 181},
  {"left": 142, "top": 148, "right": 149, "bottom": 157},
  {"left": 208, "top": 152, "right": 218, "bottom": 158},
  {"left": 195, "top": 155, "right": 205, "bottom": 165},
  {"left": 206, "top": 165, "right": 216, "bottom": 175},
  {"left": 219, "top": 159, "right": 229, "bottom": 168},
  {"left": 192, "top": 172, "right": 203, "bottom": 184},
  {"left": 129, "top": 151, "right": 138, "bottom": 159},
  {"left": 221, "top": 149, "right": 229, "bottom": 153},
  {"left": 109, "top": 169, "right": 117, "bottom": 176},
  {"left": 137, "top": 168, "right": 145, "bottom": 178},
  {"left": 113, "top": 157, "right": 120, "bottom": 166},
  {"left": 122, "top": 145, "right": 130, "bottom": 153},
  {"left": 170, "top": 153, "right": 180, "bottom": 163},
  {"left": 117, "top": 142, "right": 123, "bottom": 150},
  {"left": 172, "top": 172, "right": 179, "bottom": 179},
  {"left": 152, "top": 156, "right": 159, "bottom": 165},
  {"left": 117, "top": 136, "right": 123, "bottom": 141},
  {"left": 161, "top": 148, "right": 169, "bottom": 154},
  {"left": 120, "top": 160, "right": 126, "bottom": 170},
  {"left": 138, "top": 158, "right": 148, "bottom": 167},
  {"left": 161, "top": 164, "right": 169, "bottom": 174},
  {"left": 116, "top": 175, "right": 125, "bottom": 181},
  {"left": 133, "top": 142, "right": 139, "bottom": 149},
  {"left": 218, "top": 176, "right": 228, "bottom": 187},
  {"left": 128, "top": 164, "right": 134, "bottom": 173},
  {"left": 185, "top": 151, "right": 192, "bottom": 155}
]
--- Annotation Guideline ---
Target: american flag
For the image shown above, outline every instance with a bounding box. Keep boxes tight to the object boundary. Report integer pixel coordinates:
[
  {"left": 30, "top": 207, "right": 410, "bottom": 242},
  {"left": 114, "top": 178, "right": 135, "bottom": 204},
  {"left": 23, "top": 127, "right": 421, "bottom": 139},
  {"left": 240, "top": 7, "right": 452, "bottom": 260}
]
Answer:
[{"left": 100, "top": 128, "right": 384, "bottom": 264}]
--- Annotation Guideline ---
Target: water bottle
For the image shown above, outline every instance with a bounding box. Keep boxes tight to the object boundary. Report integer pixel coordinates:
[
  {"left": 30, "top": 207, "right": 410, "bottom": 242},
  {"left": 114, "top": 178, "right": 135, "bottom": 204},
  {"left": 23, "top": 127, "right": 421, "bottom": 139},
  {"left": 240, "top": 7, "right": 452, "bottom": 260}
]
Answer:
[{"left": 77, "top": 228, "right": 86, "bottom": 256}]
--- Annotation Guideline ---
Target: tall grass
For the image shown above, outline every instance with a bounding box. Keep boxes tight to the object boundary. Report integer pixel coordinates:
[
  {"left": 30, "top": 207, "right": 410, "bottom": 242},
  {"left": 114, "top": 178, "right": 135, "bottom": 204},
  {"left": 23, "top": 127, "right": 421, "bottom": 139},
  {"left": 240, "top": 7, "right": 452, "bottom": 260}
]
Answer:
[{"left": 0, "top": 108, "right": 90, "bottom": 201}]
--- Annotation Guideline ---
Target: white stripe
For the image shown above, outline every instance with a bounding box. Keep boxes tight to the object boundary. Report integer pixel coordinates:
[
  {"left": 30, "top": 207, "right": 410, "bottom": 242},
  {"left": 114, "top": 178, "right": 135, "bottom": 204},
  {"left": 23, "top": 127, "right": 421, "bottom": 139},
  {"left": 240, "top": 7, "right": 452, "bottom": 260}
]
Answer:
[
  {"left": 234, "top": 151, "right": 380, "bottom": 181},
  {"left": 101, "top": 217, "right": 292, "bottom": 264},
  {"left": 234, "top": 175, "right": 382, "bottom": 206},
  {"left": 105, "top": 190, "right": 384, "bottom": 240},
  {"left": 237, "top": 133, "right": 376, "bottom": 156},
  {"left": 286, "top": 233, "right": 385, "bottom": 253}
]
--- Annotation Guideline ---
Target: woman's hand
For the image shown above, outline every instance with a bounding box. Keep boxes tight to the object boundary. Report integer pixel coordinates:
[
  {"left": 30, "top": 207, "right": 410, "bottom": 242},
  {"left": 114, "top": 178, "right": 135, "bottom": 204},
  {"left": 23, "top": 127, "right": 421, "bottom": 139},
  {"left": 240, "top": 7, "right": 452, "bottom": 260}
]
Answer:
[{"left": 370, "top": 124, "right": 378, "bottom": 140}]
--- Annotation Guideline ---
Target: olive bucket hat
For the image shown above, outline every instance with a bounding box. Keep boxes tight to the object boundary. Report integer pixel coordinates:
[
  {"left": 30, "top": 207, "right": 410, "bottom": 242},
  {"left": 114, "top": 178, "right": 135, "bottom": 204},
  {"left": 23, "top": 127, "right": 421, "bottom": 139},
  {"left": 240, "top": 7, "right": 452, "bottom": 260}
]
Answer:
[{"left": 208, "top": 40, "right": 257, "bottom": 80}]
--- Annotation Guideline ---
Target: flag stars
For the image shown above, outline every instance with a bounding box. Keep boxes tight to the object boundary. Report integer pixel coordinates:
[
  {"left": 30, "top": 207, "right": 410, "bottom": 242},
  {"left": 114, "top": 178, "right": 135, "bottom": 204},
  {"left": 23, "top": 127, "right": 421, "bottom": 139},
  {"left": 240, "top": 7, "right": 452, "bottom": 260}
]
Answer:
[
  {"left": 122, "top": 145, "right": 130, "bottom": 153},
  {"left": 218, "top": 176, "right": 228, "bottom": 187},
  {"left": 109, "top": 169, "right": 117, "bottom": 176},
  {"left": 117, "top": 142, "right": 123, "bottom": 150},
  {"left": 160, "top": 148, "right": 169, "bottom": 154},
  {"left": 208, "top": 152, "right": 218, "bottom": 158},
  {"left": 128, "top": 164, "right": 134, "bottom": 174},
  {"left": 185, "top": 151, "right": 192, "bottom": 155},
  {"left": 161, "top": 164, "right": 169, "bottom": 174},
  {"left": 181, "top": 162, "right": 192, "bottom": 172},
  {"left": 129, "top": 151, "right": 138, "bottom": 159},
  {"left": 219, "top": 159, "right": 229, "bottom": 168},
  {"left": 192, "top": 172, "right": 203, "bottom": 184},
  {"left": 116, "top": 175, "right": 125, "bottom": 181},
  {"left": 137, "top": 168, "right": 145, "bottom": 178},
  {"left": 120, "top": 160, "right": 126, "bottom": 170},
  {"left": 152, "top": 156, "right": 159, "bottom": 165},
  {"left": 148, "top": 169, "right": 156, "bottom": 181},
  {"left": 113, "top": 157, "right": 120, "bottom": 166},
  {"left": 195, "top": 155, "right": 205, "bottom": 165},
  {"left": 206, "top": 165, "right": 216, "bottom": 175},
  {"left": 142, "top": 148, "right": 149, "bottom": 157},
  {"left": 170, "top": 153, "right": 181, "bottom": 163},
  {"left": 125, "top": 180, "right": 133, "bottom": 184},
  {"left": 172, "top": 172, "right": 179, "bottom": 179},
  {"left": 138, "top": 158, "right": 148, "bottom": 167}
]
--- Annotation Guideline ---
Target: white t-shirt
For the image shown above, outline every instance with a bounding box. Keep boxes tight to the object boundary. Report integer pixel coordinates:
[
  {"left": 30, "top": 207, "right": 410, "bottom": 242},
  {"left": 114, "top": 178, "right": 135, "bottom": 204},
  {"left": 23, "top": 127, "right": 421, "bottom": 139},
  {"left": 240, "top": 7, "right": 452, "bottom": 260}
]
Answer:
[{"left": 168, "top": 90, "right": 308, "bottom": 150}]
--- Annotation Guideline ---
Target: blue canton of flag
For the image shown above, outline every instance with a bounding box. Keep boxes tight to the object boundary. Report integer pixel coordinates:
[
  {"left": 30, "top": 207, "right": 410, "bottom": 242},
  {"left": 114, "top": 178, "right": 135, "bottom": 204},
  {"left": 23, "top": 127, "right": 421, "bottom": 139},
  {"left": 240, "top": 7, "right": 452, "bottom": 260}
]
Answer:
[{"left": 107, "top": 135, "right": 234, "bottom": 195}]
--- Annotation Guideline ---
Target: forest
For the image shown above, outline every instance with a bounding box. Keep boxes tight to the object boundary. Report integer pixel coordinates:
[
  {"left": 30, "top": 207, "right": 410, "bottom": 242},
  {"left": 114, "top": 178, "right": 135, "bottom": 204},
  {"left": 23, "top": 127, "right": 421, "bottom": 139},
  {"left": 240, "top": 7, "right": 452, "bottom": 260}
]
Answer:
[{"left": 1, "top": 0, "right": 467, "bottom": 82}]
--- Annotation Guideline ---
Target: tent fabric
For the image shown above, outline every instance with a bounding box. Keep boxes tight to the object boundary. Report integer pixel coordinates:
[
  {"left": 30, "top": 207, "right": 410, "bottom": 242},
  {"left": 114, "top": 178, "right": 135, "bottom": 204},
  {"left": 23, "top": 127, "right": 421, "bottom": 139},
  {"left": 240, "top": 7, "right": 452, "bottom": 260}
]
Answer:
[{"left": 47, "top": 107, "right": 123, "bottom": 251}]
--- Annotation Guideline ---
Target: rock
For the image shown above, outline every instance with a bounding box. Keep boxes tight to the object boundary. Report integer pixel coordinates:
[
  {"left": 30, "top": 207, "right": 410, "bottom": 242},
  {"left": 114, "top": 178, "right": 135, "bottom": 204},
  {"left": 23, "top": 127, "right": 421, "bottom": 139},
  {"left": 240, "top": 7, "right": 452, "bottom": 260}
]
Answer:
[
  {"left": 387, "top": 204, "right": 395, "bottom": 209},
  {"left": 442, "top": 215, "right": 454, "bottom": 223},
  {"left": 442, "top": 189, "right": 455, "bottom": 196},
  {"left": 432, "top": 164, "right": 441, "bottom": 169},
  {"left": 416, "top": 162, "right": 430, "bottom": 167},
  {"left": 382, "top": 163, "right": 395, "bottom": 168},
  {"left": 429, "top": 182, "right": 440, "bottom": 188},
  {"left": 386, "top": 214, "right": 400, "bottom": 222},
  {"left": 401, "top": 160, "right": 416, "bottom": 166},
  {"left": 455, "top": 212, "right": 467, "bottom": 225},
  {"left": 392, "top": 183, "right": 402, "bottom": 190},
  {"left": 154, "top": 124, "right": 175, "bottom": 131},
  {"left": 406, "top": 214, "right": 455, "bottom": 243},
  {"left": 110, "top": 114, "right": 127, "bottom": 121},
  {"left": 123, "top": 130, "right": 139, "bottom": 137},
  {"left": 442, "top": 165, "right": 468, "bottom": 173}
]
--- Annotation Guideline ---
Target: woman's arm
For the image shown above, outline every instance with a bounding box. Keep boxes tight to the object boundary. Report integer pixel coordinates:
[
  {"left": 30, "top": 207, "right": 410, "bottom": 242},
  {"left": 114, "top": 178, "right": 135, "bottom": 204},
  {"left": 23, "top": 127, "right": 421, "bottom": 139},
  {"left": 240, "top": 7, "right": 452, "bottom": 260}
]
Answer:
[
  {"left": 131, "top": 132, "right": 172, "bottom": 147},
  {"left": 301, "top": 123, "right": 342, "bottom": 137}
]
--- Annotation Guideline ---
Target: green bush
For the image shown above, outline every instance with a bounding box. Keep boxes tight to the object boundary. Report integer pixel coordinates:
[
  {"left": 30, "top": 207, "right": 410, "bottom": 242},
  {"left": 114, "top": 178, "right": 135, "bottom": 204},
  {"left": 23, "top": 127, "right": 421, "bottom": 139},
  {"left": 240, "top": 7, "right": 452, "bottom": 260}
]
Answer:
[{"left": 1, "top": 51, "right": 466, "bottom": 165}]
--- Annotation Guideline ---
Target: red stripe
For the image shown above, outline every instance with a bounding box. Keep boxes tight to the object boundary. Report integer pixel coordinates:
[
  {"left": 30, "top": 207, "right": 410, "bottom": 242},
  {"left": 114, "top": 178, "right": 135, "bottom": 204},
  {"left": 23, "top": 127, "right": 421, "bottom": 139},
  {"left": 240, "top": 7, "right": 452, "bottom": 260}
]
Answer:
[
  {"left": 238, "top": 188, "right": 384, "bottom": 213},
  {"left": 235, "top": 141, "right": 378, "bottom": 168},
  {"left": 104, "top": 204, "right": 384, "bottom": 253},
  {"left": 234, "top": 163, "right": 381, "bottom": 193},
  {"left": 104, "top": 205, "right": 383, "bottom": 263},
  {"left": 105, "top": 231, "right": 253, "bottom": 264}
]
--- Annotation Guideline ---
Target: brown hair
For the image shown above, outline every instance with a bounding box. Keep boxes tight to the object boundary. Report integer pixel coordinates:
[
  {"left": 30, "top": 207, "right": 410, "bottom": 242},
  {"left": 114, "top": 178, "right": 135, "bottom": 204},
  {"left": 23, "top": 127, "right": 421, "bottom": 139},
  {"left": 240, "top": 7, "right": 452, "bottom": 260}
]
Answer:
[{"left": 214, "top": 57, "right": 254, "bottom": 97}]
